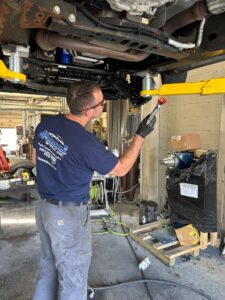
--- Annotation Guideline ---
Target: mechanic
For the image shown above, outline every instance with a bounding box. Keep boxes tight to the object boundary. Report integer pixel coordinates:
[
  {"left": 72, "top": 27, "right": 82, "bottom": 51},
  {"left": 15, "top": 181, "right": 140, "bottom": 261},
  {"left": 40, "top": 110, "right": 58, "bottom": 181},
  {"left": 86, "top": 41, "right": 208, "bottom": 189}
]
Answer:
[{"left": 32, "top": 80, "right": 156, "bottom": 300}]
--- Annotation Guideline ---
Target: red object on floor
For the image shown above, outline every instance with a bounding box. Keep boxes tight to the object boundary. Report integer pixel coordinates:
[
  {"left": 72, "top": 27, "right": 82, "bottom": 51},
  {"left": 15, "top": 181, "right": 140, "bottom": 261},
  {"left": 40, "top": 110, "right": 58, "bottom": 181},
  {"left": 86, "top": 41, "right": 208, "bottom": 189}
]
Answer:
[{"left": 0, "top": 147, "right": 10, "bottom": 171}]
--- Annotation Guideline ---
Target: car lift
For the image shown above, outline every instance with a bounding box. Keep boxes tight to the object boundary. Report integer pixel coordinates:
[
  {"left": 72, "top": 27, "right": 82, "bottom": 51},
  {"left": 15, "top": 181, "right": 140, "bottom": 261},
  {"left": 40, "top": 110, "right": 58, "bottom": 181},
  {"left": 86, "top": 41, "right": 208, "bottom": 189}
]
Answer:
[
  {"left": 141, "top": 78, "right": 225, "bottom": 96},
  {"left": 1, "top": 58, "right": 225, "bottom": 96},
  {"left": 0, "top": 60, "right": 26, "bottom": 82}
]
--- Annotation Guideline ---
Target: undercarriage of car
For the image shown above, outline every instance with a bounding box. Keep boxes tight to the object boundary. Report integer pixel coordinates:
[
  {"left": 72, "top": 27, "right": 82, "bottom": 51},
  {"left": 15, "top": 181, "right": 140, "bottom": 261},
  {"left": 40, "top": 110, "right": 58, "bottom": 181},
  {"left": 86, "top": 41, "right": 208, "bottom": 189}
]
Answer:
[{"left": 1, "top": 0, "right": 225, "bottom": 104}]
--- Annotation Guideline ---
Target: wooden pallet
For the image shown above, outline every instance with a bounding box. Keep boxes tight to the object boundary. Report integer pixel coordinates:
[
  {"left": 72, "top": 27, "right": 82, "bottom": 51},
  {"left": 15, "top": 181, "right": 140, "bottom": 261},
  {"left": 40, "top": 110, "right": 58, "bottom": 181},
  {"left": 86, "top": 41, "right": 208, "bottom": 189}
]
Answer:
[{"left": 130, "top": 220, "right": 218, "bottom": 266}]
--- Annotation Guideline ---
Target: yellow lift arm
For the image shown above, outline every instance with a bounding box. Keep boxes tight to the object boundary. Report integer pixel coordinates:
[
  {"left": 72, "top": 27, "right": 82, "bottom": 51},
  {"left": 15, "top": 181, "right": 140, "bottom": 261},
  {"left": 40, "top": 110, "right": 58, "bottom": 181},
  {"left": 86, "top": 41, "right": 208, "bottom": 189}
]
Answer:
[
  {"left": 0, "top": 59, "right": 26, "bottom": 82},
  {"left": 141, "top": 78, "right": 225, "bottom": 96}
]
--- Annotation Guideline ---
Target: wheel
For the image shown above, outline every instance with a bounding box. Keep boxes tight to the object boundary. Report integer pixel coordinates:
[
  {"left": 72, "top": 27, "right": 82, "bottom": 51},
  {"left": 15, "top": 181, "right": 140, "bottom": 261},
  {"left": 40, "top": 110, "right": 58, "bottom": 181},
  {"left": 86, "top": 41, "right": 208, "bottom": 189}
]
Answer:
[{"left": 10, "top": 160, "right": 34, "bottom": 173}]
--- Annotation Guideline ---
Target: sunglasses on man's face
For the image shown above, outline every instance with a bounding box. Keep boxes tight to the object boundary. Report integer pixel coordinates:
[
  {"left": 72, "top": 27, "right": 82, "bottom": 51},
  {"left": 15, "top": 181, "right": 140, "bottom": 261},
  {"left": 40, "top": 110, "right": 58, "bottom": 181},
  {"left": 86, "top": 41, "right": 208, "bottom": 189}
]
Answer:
[{"left": 86, "top": 99, "right": 106, "bottom": 110}]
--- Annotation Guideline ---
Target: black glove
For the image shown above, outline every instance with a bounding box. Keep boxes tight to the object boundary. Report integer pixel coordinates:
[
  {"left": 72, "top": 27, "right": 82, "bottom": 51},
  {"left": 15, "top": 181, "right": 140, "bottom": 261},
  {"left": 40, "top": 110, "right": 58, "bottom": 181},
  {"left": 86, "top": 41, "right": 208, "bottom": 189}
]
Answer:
[{"left": 136, "top": 114, "right": 156, "bottom": 138}]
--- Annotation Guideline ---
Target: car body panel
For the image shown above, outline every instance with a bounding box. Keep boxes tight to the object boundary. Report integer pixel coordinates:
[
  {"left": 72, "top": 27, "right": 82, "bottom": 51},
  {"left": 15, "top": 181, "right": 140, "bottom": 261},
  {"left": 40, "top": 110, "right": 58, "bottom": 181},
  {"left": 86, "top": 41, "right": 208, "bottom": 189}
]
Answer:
[{"left": 0, "top": 0, "right": 225, "bottom": 104}]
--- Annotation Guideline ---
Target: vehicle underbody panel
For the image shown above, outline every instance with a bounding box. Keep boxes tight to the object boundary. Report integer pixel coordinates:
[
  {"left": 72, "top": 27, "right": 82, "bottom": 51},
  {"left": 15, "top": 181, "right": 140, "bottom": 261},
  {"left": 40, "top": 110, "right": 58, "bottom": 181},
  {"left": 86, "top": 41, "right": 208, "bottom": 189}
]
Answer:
[{"left": 0, "top": 0, "right": 225, "bottom": 103}]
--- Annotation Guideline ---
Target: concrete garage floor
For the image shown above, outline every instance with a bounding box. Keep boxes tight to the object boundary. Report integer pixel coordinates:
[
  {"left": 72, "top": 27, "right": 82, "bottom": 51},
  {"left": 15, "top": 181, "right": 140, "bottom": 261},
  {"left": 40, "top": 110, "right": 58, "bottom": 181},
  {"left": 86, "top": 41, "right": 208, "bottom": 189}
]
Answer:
[{"left": 0, "top": 201, "right": 225, "bottom": 300}]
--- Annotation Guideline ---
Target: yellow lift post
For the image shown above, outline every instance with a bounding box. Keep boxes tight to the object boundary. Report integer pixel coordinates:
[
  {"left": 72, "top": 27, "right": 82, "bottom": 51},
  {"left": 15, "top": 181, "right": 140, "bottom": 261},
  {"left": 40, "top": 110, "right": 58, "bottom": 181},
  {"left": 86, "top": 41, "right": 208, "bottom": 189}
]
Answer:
[
  {"left": 0, "top": 59, "right": 26, "bottom": 82},
  {"left": 141, "top": 78, "right": 225, "bottom": 96}
]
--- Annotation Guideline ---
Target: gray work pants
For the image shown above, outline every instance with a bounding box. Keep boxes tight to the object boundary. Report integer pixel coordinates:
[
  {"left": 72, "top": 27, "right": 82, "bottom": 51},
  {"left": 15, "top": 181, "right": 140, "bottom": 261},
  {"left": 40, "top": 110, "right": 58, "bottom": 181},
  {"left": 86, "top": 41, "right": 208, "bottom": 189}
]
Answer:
[{"left": 33, "top": 198, "right": 92, "bottom": 300}]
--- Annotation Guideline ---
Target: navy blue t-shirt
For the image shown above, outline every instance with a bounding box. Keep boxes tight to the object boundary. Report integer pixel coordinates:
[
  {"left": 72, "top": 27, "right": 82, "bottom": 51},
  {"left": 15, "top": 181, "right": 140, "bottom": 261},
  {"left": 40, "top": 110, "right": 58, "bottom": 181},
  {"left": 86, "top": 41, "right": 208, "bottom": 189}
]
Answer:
[{"left": 33, "top": 114, "right": 118, "bottom": 203}]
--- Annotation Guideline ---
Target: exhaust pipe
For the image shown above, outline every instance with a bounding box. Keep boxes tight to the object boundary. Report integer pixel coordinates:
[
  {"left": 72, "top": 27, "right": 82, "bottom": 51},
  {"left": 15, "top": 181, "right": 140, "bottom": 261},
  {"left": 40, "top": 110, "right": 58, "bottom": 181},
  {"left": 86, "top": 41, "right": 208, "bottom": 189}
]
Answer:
[
  {"left": 163, "top": 0, "right": 209, "bottom": 34},
  {"left": 35, "top": 30, "right": 149, "bottom": 62}
]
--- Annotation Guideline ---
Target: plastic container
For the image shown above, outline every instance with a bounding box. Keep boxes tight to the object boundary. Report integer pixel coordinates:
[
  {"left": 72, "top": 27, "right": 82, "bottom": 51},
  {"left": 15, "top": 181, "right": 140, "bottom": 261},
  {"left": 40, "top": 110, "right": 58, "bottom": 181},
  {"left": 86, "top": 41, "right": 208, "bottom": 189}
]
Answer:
[{"left": 60, "top": 49, "right": 72, "bottom": 65}]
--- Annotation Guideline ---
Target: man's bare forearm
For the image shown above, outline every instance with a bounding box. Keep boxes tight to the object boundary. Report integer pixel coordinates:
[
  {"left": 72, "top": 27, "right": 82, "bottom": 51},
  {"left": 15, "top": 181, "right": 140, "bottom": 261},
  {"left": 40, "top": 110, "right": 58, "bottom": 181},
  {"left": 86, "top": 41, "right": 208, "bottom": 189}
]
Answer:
[
  {"left": 109, "top": 135, "right": 144, "bottom": 177},
  {"left": 32, "top": 148, "right": 36, "bottom": 166}
]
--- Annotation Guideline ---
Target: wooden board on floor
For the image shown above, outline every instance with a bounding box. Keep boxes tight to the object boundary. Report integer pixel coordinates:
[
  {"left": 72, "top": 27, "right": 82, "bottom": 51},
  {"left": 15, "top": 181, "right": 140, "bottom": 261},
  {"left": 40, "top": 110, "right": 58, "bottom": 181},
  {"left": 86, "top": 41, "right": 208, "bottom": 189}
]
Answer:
[{"left": 130, "top": 220, "right": 218, "bottom": 266}]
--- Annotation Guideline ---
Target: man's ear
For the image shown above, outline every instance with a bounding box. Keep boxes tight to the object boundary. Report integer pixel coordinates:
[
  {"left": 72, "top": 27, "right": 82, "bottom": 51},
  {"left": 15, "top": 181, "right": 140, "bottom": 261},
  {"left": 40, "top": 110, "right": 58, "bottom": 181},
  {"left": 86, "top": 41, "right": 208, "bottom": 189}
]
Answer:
[{"left": 85, "top": 109, "right": 93, "bottom": 117}]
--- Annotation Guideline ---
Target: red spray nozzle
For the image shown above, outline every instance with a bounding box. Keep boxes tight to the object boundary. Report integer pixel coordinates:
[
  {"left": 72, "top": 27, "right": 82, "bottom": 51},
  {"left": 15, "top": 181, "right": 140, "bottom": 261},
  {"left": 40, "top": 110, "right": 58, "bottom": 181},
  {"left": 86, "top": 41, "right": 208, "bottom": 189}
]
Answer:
[{"left": 157, "top": 97, "right": 168, "bottom": 106}]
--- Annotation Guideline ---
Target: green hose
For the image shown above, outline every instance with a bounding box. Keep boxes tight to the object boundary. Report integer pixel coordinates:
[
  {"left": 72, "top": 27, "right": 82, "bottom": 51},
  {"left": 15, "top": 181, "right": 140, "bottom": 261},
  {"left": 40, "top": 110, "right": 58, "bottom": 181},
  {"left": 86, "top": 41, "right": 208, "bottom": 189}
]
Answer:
[{"left": 91, "top": 218, "right": 130, "bottom": 236}]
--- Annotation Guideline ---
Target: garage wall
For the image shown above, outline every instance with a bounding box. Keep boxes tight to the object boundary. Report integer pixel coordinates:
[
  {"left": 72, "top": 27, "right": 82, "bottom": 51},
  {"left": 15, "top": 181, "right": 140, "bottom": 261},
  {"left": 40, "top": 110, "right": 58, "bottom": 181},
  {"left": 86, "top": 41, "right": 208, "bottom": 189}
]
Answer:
[
  {"left": 141, "top": 62, "right": 225, "bottom": 232},
  {"left": 0, "top": 112, "right": 22, "bottom": 128},
  {"left": 218, "top": 101, "right": 225, "bottom": 232},
  {"left": 140, "top": 76, "right": 161, "bottom": 205}
]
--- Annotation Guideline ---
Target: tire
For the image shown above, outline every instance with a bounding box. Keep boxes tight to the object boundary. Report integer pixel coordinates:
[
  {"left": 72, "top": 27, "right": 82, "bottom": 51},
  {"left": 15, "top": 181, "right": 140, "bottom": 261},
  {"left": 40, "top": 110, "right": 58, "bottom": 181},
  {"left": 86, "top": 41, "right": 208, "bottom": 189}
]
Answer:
[{"left": 10, "top": 160, "right": 34, "bottom": 174}]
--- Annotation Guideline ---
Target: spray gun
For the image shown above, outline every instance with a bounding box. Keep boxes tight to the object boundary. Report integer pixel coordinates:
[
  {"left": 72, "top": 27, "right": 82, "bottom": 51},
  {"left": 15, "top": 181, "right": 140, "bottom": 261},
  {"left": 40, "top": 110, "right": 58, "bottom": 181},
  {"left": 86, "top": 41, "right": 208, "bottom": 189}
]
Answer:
[
  {"left": 136, "top": 96, "right": 168, "bottom": 138},
  {"left": 146, "top": 97, "right": 168, "bottom": 124},
  {"left": 146, "top": 97, "right": 168, "bottom": 125}
]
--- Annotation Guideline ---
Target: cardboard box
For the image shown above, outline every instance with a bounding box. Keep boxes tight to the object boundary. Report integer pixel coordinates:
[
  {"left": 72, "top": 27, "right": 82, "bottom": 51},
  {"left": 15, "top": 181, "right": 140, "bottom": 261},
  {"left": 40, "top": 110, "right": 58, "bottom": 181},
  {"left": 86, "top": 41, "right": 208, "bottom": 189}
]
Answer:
[
  {"left": 175, "top": 224, "right": 199, "bottom": 246},
  {"left": 170, "top": 133, "right": 200, "bottom": 151},
  {"left": 194, "top": 149, "right": 207, "bottom": 158}
]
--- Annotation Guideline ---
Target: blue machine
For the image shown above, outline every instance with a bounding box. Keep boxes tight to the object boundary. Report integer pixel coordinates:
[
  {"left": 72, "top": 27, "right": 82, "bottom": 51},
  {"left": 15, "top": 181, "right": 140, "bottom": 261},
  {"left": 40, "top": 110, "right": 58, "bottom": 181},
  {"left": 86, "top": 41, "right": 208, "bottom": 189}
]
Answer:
[
  {"left": 175, "top": 152, "right": 194, "bottom": 169},
  {"left": 160, "top": 152, "right": 194, "bottom": 169}
]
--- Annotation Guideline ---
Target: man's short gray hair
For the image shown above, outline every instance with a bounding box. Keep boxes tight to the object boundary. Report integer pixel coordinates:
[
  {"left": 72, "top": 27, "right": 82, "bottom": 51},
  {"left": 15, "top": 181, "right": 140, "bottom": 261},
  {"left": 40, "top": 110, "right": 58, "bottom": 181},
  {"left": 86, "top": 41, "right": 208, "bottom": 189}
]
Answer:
[{"left": 66, "top": 80, "right": 101, "bottom": 115}]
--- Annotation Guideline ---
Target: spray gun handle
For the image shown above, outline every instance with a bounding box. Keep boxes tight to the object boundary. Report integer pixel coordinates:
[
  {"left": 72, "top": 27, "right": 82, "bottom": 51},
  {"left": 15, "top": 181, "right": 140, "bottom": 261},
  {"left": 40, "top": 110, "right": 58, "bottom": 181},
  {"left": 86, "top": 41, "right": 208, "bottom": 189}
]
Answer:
[
  {"left": 146, "top": 105, "right": 160, "bottom": 125},
  {"left": 146, "top": 97, "right": 168, "bottom": 125}
]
